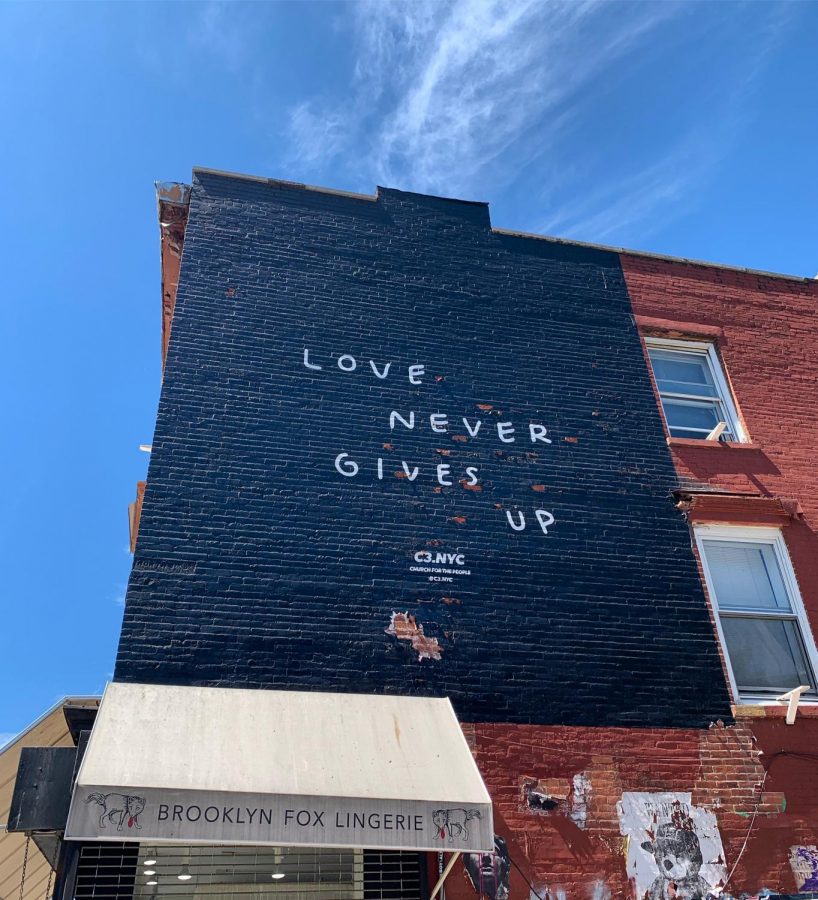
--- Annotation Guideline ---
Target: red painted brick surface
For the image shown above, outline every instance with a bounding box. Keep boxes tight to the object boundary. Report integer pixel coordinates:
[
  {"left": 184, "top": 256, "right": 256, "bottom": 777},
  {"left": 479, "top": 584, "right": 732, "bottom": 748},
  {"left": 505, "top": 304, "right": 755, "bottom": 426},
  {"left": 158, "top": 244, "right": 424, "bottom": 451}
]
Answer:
[
  {"left": 434, "top": 718, "right": 818, "bottom": 899},
  {"left": 622, "top": 254, "right": 818, "bottom": 604},
  {"left": 622, "top": 256, "right": 818, "bottom": 638}
]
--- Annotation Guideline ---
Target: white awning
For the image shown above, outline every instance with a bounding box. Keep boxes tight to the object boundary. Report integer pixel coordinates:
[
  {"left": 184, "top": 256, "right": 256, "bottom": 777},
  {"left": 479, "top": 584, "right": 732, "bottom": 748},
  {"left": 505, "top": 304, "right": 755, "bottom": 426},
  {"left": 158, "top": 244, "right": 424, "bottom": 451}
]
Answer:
[{"left": 65, "top": 682, "right": 493, "bottom": 852}]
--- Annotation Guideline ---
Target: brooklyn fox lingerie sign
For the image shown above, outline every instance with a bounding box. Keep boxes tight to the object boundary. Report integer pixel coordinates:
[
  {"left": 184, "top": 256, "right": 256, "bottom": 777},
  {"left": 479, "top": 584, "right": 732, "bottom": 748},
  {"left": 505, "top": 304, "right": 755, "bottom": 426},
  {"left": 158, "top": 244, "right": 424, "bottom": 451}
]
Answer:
[{"left": 65, "top": 787, "right": 494, "bottom": 852}]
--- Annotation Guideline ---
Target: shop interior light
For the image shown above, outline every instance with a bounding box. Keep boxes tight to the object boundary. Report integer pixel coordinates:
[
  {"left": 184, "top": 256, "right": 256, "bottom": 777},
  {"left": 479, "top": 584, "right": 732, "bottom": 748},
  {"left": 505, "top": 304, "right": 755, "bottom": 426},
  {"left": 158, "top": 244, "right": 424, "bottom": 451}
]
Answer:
[
  {"left": 271, "top": 873, "right": 286, "bottom": 880},
  {"left": 145, "top": 880, "right": 158, "bottom": 886},
  {"left": 177, "top": 865, "right": 192, "bottom": 881},
  {"left": 143, "top": 870, "right": 156, "bottom": 877},
  {"left": 143, "top": 851, "right": 158, "bottom": 867}
]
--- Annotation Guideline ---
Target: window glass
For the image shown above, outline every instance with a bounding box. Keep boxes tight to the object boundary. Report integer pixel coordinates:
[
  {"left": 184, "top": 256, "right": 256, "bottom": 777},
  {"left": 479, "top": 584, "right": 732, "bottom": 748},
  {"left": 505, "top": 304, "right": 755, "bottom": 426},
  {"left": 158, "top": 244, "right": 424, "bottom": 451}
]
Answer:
[
  {"left": 661, "top": 398, "right": 722, "bottom": 438},
  {"left": 649, "top": 349, "right": 719, "bottom": 398},
  {"left": 699, "top": 533, "right": 817, "bottom": 700},
  {"left": 720, "top": 617, "right": 812, "bottom": 693},
  {"left": 645, "top": 340, "right": 743, "bottom": 441},
  {"left": 702, "top": 540, "right": 790, "bottom": 610}
]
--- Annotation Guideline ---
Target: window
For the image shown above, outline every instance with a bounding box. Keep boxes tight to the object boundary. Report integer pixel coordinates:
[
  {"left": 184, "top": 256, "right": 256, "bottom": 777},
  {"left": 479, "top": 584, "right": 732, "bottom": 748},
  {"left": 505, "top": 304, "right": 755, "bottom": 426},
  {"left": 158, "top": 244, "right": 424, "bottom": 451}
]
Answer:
[
  {"left": 696, "top": 526, "right": 818, "bottom": 702},
  {"left": 645, "top": 337, "right": 745, "bottom": 441}
]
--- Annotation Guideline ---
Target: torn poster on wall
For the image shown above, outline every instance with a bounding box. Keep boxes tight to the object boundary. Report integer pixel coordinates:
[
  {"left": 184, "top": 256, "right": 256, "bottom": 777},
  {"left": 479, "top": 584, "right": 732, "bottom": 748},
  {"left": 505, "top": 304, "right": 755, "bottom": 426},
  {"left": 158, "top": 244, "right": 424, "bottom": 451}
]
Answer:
[
  {"left": 617, "top": 792, "right": 727, "bottom": 900},
  {"left": 789, "top": 846, "right": 818, "bottom": 891},
  {"left": 464, "top": 835, "right": 511, "bottom": 900}
]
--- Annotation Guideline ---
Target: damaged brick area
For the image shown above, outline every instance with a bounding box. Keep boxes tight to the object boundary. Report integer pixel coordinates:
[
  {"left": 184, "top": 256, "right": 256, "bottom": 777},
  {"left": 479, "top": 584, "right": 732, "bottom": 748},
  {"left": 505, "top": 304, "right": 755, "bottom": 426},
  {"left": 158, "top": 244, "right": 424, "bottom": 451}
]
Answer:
[
  {"left": 521, "top": 773, "right": 591, "bottom": 829},
  {"left": 385, "top": 612, "right": 443, "bottom": 661}
]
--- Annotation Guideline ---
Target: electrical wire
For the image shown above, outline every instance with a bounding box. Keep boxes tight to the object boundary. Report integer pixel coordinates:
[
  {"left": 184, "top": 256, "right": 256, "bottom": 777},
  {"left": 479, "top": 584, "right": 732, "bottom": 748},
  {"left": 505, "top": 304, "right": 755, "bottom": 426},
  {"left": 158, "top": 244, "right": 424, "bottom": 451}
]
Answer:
[
  {"left": 722, "top": 750, "right": 818, "bottom": 891},
  {"left": 508, "top": 853, "right": 547, "bottom": 900},
  {"left": 723, "top": 766, "right": 769, "bottom": 890}
]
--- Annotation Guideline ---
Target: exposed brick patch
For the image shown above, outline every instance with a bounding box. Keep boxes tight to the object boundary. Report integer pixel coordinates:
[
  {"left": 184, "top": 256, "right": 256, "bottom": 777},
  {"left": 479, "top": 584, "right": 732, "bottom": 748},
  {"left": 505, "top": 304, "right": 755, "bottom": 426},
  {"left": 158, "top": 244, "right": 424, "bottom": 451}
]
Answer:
[
  {"left": 127, "top": 480, "right": 146, "bottom": 554},
  {"left": 385, "top": 612, "right": 442, "bottom": 661}
]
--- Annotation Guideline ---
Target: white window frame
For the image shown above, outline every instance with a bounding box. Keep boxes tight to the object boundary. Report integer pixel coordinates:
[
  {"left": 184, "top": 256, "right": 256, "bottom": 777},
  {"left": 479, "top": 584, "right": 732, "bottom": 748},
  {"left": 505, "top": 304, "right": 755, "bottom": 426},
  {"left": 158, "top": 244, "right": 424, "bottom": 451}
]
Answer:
[
  {"left": 694, "top": 524, "right": 818, "bottom": 705},
  {"left": 644, "top": 336, "right": 747, "bottom": 442}
]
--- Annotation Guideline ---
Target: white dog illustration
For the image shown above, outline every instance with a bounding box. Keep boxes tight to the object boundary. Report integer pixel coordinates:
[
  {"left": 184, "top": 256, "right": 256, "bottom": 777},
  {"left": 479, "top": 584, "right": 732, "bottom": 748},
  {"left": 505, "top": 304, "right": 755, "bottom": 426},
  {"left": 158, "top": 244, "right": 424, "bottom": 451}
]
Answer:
[
  {"left": 85, "top": 792, "right": 146, "bottom": 831},
  {"left": 433, "top": 808, "right": 482, "bottom": 843}
]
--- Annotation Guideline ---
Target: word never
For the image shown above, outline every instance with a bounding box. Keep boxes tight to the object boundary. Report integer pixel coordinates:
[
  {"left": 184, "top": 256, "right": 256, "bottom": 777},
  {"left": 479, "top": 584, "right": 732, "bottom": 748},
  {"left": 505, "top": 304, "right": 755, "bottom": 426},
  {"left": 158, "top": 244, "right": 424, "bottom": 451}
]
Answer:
[
  {"left": 389, "top": 411, "right": 551, "bottom": 444},
  {"left": 304, "top": 349, "right": 425, "bottom": 385}
]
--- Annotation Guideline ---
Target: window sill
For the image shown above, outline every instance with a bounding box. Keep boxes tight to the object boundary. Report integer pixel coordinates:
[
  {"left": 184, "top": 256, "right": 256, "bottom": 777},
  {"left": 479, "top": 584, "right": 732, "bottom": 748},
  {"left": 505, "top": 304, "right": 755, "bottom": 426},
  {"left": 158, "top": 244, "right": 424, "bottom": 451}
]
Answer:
[
  {"left": 732, "top": 702, "right": 818, "bottom": 719},
  {"left": 668, "top": 437, "right": 760, "bottom": 450}
]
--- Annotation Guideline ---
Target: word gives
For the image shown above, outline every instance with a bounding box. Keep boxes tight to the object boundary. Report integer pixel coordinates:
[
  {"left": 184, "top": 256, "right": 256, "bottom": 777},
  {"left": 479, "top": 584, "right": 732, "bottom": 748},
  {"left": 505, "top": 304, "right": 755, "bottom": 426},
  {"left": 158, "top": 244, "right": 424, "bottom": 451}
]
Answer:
[
  {"left": 285, "top": 809, "right": 424, "bottom": 832},
  {"left": 389, "top": 411, "right": 551, "bottom": 444},
  {"left": 304, "top": 349, "right": 425, "bottom": 385},
  {"left": 335, "top": 453, "right": 478, "bottom": 486},
  {"left": 506, "top": 509, "right": 555, "bottom": 534}
]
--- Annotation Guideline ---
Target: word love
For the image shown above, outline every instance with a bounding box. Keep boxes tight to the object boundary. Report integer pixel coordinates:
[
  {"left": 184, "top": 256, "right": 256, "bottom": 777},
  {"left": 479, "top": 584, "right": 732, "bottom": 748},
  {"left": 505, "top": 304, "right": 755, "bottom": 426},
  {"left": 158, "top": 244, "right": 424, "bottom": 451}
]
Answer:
[
  {"left": 389, "top": 411, "right": 551, "bottom": 445},
  {"left": 304, "top": 349, "right": 425, "bottom": 385}
]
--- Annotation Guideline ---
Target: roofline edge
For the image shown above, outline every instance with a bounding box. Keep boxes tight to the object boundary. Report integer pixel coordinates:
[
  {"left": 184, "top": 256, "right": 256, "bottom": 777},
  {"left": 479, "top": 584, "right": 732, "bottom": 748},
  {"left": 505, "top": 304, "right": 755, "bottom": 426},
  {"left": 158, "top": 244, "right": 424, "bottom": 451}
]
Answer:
[
  {"left": 492, "top": 228, "right": 816, "bottom": 284},
  {"left": 188, "top": 168, "right": 815, "bottom": 284}
]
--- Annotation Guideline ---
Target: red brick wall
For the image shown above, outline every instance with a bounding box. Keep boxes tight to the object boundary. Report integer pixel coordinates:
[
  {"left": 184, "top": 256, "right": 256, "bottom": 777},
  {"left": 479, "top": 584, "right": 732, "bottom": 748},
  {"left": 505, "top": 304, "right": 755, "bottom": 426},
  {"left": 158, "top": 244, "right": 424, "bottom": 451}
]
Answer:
[
  {"left": 621, "top": 256, "right": 818, "bottom": 639},
  {"left": 434, "top": 717, "right": 818, "bottom": 899},
  {"left": 620, "top": 255, "right": 818, "bottom": 511}
]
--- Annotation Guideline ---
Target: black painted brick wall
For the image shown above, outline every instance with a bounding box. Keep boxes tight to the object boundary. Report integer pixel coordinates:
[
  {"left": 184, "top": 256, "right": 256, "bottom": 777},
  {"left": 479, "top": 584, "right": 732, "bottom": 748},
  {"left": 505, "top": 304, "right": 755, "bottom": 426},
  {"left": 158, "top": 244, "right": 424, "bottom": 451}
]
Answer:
[{"left": 115, "top": 170, "right": 733, "bottom": 727}]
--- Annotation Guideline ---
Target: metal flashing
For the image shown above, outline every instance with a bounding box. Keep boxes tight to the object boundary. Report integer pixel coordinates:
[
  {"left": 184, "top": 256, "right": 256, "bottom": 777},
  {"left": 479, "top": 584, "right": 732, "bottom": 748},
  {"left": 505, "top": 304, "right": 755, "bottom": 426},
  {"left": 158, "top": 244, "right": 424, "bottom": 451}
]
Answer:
[
  {"left": 492, "top": 227, "right": 816, "bottom": 284},
  {"left": 376, "top": 185, "right": 489, "bottom": 208},
  {"left": 155, "top": 182, "right": 191, "bottom": 207},
  {"left": 0, "top": 697, "right": 99, "bottom": 753},
  {"left": 192, "top": 167, "right": 377, "bottom": 202}
]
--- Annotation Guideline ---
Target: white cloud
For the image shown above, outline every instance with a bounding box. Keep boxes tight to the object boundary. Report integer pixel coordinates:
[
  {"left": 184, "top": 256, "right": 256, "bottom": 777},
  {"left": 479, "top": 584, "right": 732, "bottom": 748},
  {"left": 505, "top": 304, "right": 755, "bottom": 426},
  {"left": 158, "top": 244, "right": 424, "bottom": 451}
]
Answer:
[
  {"left": 187, "top": 1, "right": 248, "bottom": 74},
  {"left": 528, "top": 4, "right": 801, "bottom": 246},
  {"left": 274, "top": 0, "right": 803, "bottom": 243},
  {"left": 534, "top": 134, "right": 721, "bottom": 244},
  {"left": 364, "top": 0, "right": 673, "bottom": 194},
  {"left": 284, "top": 0, "right": 681, "bottom": 198},
  {"left": 287, "top": 102, "right": 349, "bottom": 170},
  {"left": 113, "top": 581, "right": 128, "bottom": 606}
]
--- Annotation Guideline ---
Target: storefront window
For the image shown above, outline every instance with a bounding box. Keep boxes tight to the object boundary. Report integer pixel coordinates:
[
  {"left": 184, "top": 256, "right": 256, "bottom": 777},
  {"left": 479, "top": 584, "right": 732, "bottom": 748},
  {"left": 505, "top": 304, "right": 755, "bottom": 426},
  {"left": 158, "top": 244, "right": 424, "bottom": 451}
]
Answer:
[{"left": 75, "top": 844, "right": 425, "bottom": 900}]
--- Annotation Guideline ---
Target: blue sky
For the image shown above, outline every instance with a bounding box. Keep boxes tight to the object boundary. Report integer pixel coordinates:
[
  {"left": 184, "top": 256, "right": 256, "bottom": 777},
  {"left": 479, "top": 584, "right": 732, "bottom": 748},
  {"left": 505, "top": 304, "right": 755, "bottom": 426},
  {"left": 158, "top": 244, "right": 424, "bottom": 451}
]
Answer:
[{"left": 1, "top": 0, "right": 817, "bottom": 744}]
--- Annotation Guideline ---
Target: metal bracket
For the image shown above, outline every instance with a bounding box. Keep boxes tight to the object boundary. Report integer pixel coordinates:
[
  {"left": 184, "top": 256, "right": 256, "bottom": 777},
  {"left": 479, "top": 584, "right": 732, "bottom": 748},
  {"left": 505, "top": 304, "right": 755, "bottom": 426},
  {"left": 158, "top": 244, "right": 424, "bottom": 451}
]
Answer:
[
  {"left": 776, "top": 685, "right": 811, "bottom": 724},
  {"left": 706, "top": 421, "right": 727, "bottom": 441}
]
